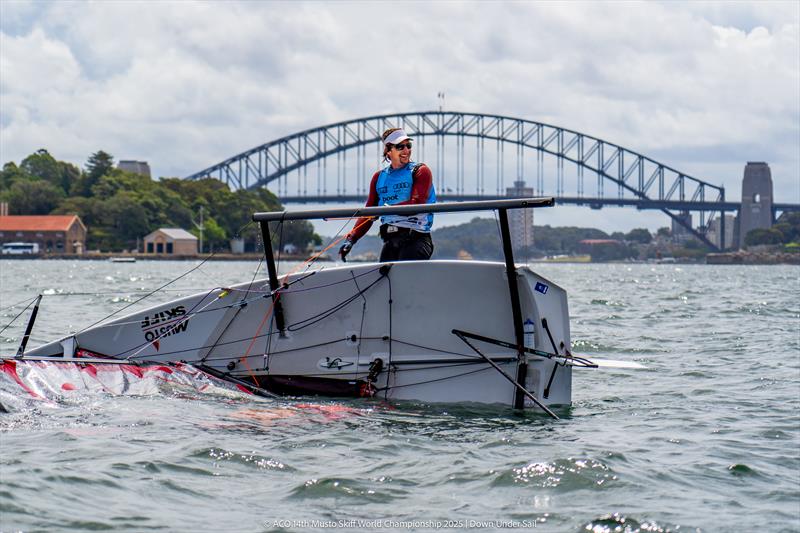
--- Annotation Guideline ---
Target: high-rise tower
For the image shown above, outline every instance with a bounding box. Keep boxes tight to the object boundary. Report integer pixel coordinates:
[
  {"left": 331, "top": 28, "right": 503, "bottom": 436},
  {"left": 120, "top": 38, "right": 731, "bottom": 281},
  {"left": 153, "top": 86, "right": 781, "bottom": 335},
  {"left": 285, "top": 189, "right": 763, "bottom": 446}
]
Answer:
[{"left": 506, "top": 180, "right": 534, "bottom": 252}]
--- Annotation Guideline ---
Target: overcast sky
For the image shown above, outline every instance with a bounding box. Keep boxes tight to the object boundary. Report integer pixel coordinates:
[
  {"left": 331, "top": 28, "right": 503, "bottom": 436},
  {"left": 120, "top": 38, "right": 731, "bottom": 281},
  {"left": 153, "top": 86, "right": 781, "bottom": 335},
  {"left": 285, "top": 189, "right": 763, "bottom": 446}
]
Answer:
[{"left": 1, "top": 0, "right": 798, "bottom": 232}]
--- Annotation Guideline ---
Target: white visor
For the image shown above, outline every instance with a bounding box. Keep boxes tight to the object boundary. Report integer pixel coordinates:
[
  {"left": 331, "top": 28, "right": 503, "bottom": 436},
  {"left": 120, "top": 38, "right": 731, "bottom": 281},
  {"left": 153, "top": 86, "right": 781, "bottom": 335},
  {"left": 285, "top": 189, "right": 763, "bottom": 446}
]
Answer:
[{"left": 384, "top": 129, "right": 411, "bottom": 146}]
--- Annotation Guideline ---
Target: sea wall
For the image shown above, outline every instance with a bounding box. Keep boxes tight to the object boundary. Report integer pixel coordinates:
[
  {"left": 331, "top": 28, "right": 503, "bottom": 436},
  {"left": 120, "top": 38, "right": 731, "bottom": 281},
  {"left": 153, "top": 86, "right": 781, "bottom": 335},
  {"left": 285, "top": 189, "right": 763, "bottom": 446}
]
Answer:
[{"left": 706, "top": 252, "right": 800, "bottom": 265}]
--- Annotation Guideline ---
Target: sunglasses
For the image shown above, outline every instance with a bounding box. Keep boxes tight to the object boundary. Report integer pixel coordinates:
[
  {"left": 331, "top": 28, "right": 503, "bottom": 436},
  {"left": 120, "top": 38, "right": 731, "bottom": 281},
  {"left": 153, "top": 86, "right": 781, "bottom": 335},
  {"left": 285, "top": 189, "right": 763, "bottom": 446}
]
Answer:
[{"left": 392, "top": 142, "right": 412, "bottom": 151}]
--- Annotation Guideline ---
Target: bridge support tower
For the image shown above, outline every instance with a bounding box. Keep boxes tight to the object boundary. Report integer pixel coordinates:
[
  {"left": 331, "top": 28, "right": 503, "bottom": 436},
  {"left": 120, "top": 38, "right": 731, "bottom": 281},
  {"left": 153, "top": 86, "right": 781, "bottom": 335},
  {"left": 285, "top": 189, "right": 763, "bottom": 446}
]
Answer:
[{"left": 738, "top": 162, "right": 773, "bottom": 248}]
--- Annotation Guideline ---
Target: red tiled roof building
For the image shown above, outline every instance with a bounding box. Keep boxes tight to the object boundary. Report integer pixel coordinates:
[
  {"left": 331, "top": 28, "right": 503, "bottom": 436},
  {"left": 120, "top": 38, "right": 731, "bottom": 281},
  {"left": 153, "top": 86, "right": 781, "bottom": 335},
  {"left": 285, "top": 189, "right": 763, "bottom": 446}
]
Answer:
[{"left": 0, "top": 215, "right": 87, "bottom": 254}]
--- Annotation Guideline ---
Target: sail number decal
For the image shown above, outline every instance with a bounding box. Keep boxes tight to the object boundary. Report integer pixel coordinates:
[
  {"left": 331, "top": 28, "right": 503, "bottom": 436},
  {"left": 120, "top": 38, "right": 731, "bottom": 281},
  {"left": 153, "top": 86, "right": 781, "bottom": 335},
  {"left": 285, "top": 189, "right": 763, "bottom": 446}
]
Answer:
[{"left": 140, "top": 305, "right": 190, "bottom": 342}]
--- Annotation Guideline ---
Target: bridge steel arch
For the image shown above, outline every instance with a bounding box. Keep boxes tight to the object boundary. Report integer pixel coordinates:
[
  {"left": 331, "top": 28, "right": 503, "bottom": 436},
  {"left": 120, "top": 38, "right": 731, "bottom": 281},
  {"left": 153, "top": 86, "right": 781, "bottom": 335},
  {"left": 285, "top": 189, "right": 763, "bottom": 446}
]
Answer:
[{"left": 186, "top": 111, "right": 727, "bottom": 249}]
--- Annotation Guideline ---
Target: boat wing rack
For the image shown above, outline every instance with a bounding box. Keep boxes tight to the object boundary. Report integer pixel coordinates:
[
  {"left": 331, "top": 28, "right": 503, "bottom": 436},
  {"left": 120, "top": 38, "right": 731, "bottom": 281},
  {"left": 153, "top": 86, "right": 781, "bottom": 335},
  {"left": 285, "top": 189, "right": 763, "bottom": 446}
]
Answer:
[
  {"left": 253, "top": 197, "right": 554, "bottom": 222},
  {"left": 253, "top": 197, "right": 554, "bottom": 410}
]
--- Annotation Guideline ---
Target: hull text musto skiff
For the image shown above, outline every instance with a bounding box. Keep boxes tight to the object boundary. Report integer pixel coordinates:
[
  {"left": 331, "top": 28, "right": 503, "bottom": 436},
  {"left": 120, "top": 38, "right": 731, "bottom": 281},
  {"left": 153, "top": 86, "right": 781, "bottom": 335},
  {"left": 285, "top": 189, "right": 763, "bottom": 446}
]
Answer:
[{"left": 9, "top": 198, "right": 638, "bottom": 419}]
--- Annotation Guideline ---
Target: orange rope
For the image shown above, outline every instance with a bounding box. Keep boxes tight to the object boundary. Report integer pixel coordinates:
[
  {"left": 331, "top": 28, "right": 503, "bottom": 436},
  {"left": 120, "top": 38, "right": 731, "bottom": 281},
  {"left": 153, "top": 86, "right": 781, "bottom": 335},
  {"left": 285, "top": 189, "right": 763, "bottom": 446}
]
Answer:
[
  {"left": 238, "top": 293, "right": 279, "bottom": 388},
  {"left": 280, "top": 216, "right": 376, "bottom": 282},
  {"left": 240, "top": 216, "right": 375, "bottom": 387}
]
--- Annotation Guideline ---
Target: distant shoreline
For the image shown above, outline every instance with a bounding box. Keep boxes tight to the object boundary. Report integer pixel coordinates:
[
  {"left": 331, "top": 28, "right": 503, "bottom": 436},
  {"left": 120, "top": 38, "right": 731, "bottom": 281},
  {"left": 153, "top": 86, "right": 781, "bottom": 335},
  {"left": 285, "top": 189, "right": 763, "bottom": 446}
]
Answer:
[
  {"left": 1, "top": 253, "right": 797, "bottom": 265},
  {"left": 0, "top": 253, "right": 329, "bottom": 262}
]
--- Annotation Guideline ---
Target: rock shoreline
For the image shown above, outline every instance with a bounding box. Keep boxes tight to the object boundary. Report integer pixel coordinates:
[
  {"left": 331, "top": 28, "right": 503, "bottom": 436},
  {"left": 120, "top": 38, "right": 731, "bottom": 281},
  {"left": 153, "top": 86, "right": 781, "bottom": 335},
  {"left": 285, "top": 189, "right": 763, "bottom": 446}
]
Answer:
[{"left": 706, "top": 252, "right": 800, "bottom": 265}]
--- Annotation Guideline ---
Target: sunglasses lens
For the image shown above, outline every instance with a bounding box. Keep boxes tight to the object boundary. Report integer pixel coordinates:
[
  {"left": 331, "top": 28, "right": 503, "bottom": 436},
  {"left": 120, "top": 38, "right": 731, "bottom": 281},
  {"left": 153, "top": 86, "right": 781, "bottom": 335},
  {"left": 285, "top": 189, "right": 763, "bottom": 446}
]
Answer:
[{"left": 395, "top": 143, "right": 412, "bottom": 150}]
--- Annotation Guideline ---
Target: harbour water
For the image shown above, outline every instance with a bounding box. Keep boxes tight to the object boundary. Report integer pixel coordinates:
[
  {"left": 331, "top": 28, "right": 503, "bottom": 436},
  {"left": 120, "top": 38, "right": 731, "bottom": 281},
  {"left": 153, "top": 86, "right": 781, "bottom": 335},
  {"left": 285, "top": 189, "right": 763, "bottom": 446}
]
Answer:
[{"left": 1, "top": 260, "right": 798, "bottom": 532}]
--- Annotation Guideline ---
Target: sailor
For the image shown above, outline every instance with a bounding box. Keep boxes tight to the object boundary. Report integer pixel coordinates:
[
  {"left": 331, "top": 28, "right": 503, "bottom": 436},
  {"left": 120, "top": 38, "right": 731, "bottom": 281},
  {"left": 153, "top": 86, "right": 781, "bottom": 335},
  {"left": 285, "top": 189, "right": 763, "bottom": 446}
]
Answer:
[{"left": 339, "top": 128, "right": 436, "bottom": 262}]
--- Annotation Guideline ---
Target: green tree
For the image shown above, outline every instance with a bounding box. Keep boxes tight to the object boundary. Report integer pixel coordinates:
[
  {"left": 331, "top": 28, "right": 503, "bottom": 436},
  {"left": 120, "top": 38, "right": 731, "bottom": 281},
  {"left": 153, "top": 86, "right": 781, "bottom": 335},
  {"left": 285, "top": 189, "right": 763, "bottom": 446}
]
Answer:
[
  {"left": 51, "top": 196, "right": 101, "bottom": 227},
  {"left": 773, "top": 212, "right": 800, "bottom": 243},
  {"left": 107, "top": 193, "right": 150, "bottom": 249},
  {"left": 273, "top": 220, "right": 323, "bottom": 252},
  {"left": 86, "top": 150, "right": 114, "bottom": 181},
  {"left": 772, "top": 223, "right": 794, "bottom": 243},
  {"left": 86, "top": 192, "right": 150, "bottom": 250},
  {"left": 2, "top": 180, "right": 64, "bottom": 215},
  {"left": 744, "top": 228, "right": 784, "bottom": 246},
  {"left": 91, "top": 170, "right": 152, "bottom": 200},
  {"left": 192, "top": 217, "right": 227, "bottom": 253},
  {"left": 585, "top": 241, "right": 634, "bottom": 262},
  {"left": 20, "top": 149, "right": 61, "bottom": 186},
  {"left": 626, "top": 228, "right": 652, "bottom": 244},
  {"left": 57, "top": 161, "right": 81, "bottom": 195},
  {"left": 0, "top": 162, "right": 33, "bottom": 190},
  {"left": 72, "top": 150, "right": 115, "bottom": 196},
  {"left": 3, "top": 151, "right": 80, "bottom": 195}
]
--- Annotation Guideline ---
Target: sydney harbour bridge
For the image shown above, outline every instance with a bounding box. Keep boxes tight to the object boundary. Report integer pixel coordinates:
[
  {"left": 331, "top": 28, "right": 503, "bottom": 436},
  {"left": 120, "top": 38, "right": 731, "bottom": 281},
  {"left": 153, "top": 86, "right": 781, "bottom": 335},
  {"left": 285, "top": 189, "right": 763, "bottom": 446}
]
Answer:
[{"left": 185, "top": 111, "right": 798, "bottom": 252}]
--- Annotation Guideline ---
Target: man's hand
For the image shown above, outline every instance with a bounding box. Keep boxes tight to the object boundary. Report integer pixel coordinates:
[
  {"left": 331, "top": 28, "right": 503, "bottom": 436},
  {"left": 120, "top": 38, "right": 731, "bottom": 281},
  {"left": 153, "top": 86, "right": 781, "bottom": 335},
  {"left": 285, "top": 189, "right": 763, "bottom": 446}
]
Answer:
[{"left": 339, "top": 240, "right": 353, "bottom": 261}]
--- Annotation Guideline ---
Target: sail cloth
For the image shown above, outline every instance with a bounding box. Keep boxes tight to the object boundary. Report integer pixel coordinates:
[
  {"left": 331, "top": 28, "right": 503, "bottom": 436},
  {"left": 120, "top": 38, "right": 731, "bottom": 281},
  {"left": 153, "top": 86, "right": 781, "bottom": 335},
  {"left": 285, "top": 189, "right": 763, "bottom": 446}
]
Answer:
[{"left": 0, "top": 359, "right": 254, "bottom": 406}]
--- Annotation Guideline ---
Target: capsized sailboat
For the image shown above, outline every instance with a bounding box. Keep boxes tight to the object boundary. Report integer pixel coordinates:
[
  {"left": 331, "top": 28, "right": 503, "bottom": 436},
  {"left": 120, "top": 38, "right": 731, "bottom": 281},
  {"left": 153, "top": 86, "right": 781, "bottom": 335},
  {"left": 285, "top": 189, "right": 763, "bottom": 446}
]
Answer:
[{"left": 10, "top": 198, "right": 634, "bottom": 417}]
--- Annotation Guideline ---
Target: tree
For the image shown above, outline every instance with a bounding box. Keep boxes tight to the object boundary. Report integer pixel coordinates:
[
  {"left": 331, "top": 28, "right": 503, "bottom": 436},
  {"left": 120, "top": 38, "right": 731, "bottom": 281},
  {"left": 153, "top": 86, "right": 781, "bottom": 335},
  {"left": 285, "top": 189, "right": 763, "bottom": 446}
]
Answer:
[
  {"left": 90, "top": 170, "right": 151, "bottom": 200},
  {"left": 773, "top": 212, "right": 800, "bottom": 244},
  {"left": 57, "top": 161, "right": 81, "bottom": 195},
  {"left": 656, "top": 227, "right": 671, "bottom": 238},
  {"left": 772, "top": 223, "right": 795, "bottom": 244},
  {"left": 86, "top": 150, "right": 114, "bottom": 181},
  {"left": 744, "top": 228, "right": 784, "bottom": 246},
  {"left": 273, "top": 220, "right": 322, "bottom": 252},
  {"left": 584, "top": 241, "right": 634, "bottom": 262},
  {"left": 3, "top": 150, "right": 79, "bottom": 195},
  {"left": 20, "top": 149, "right": 61, "bottom": 187},
  {"left": 626, "top": 228, "right": 652, "bottom": 244},
  {"left": 192, "top": 217, "right": 227, "bottom": 252},
  {"left": 0, "top": 162, "right": 32, "bottom": 190},
  {"left": 97, "top": 193, "right": 150, "bottom": 250},
  {"left": 51, "top": 196, "right": 101, "bottom": 227},
  {"left": 2, "top": 180, "right": 64, "bottom": 215},
  {"left": 528, "top": 224, "right": 609, "bottom": 254},
  {"left": 72, "top": 150, "right": 115, "bottom": 196}
]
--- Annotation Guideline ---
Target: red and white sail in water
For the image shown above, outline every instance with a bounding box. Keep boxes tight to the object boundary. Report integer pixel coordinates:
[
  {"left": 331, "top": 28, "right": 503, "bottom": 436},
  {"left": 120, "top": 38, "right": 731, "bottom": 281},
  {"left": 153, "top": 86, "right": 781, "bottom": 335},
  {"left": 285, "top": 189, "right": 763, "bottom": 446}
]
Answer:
[
  {"left": 0, "top": 359, "right": 367, "bottom": 424},
  {"left": 0, "top": 359, "right": 255, "bottom": 404}
]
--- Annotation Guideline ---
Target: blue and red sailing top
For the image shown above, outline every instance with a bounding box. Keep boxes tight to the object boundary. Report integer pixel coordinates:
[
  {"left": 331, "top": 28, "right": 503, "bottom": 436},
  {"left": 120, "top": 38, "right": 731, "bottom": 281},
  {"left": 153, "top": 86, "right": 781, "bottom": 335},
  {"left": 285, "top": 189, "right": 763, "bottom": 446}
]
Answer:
[{"left": 346, "top": 162, "right": 436, "bottom": 242}]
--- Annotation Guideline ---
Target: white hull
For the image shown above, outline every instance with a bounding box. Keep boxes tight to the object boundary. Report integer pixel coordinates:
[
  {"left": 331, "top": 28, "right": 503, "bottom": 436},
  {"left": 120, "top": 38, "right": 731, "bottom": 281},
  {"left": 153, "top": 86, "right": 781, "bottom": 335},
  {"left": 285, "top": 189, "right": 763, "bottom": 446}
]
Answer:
[{"left": 26, "top": 260, "right": 573, "bottom": 409}]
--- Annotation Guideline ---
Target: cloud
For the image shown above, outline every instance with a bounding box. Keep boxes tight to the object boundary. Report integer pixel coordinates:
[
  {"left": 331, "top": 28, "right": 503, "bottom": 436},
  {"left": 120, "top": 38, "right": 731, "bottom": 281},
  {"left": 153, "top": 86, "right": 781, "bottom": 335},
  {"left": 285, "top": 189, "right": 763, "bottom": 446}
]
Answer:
[{"left": 1, "top": 0, "right": 797, "bottom": 231}]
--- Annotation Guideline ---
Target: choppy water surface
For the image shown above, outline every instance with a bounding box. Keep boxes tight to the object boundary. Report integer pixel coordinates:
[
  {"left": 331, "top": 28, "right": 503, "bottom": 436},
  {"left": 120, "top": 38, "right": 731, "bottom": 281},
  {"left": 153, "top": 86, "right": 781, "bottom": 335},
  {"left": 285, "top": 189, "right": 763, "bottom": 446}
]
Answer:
[{"left": 1, "top": 260, "right": 798, "bottom": 532}]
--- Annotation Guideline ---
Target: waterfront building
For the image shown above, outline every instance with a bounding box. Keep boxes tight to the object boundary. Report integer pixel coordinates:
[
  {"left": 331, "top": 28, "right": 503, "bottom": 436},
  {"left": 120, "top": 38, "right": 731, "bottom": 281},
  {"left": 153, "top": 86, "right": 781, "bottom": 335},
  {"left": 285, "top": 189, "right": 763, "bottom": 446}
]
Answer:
[
  {"left": 0, "top": 215, "right": 86, "bottom": 254},
  {"left": 143, "top": 228, "right": 198, "bottom": 255}
]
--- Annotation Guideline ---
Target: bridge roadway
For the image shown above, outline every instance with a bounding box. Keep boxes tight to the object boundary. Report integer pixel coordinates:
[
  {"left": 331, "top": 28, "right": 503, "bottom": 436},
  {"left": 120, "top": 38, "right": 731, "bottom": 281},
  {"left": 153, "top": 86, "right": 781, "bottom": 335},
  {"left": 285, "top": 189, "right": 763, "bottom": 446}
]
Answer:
[{"left": 279, "top": 195, "right": 800, "bottom": 214}]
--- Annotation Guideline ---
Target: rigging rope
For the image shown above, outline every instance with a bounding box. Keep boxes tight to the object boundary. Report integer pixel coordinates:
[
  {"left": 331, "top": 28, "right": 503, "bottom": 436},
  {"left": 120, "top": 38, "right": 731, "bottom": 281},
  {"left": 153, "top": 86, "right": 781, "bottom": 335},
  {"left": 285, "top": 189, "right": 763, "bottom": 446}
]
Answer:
[
  {"left": 78, "top": 219, "right": 257, "bottom": 334},
  {"left": 278, "top": 215, "right": 376, "bottom": 283},
  {"left": 0, "top": 295, "right": 40, "bottom": 335},
  {"left": 236, "top": 293, "right": 278, "bottom": 388}
]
